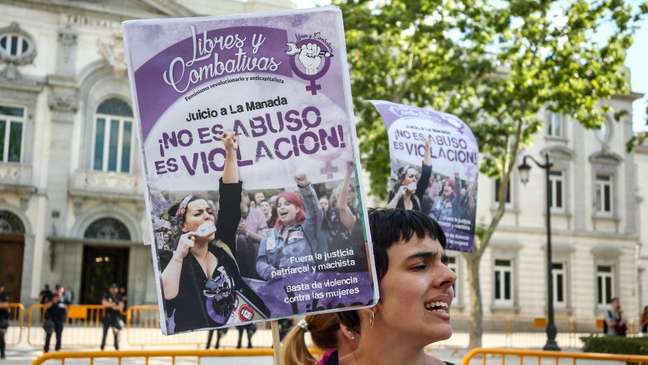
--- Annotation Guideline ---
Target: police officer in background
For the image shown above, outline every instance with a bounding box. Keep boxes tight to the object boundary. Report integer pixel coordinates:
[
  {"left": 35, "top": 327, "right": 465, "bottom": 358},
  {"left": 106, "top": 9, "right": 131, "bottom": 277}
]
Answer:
[
  {"left": 39, "top": 284, "right": 53, "bottom": 304},
  {"left": 100, "top": 283, "right": 124, "bottom": 350},
  {"left": 43, "top": 289, "right": 68, "bottom": 353},
  {"left": 0, "top": 282, "right": 9, "bottom": 359}
]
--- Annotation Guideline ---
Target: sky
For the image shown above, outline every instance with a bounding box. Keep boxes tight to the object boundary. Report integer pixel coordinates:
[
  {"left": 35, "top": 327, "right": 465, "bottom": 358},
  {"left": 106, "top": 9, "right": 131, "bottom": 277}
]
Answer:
[{"left": 298, "top": 0, "right": 648, "bottom": 132}]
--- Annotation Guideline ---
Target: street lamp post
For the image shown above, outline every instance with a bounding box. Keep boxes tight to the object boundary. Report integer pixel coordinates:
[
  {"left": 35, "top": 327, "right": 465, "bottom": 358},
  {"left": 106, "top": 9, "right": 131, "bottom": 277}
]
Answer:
[{"left": 518, "top": 152, "right": 561, "bottom": 351}]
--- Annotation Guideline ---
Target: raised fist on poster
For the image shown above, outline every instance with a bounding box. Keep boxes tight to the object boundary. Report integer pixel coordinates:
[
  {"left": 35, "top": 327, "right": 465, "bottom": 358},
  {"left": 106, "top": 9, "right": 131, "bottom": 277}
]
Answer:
[
  {"left": 298, "top": 43, "right": 323, "bottom": 75},
  {"left": 223, "top": 131, "right": 237, "bottom": 153},
  {"left": 295, "top": 173, "right": 310, "bottom": 188}
]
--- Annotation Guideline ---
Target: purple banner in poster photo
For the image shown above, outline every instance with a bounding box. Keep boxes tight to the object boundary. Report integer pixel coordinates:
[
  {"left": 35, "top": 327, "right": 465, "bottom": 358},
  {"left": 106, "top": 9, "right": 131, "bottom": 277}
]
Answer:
[
  {"left": 371, "top": 100, "right": 479, "bottom": 252},
  {"left": 123, "top": 7, "right": 378, "bottom": 335}
]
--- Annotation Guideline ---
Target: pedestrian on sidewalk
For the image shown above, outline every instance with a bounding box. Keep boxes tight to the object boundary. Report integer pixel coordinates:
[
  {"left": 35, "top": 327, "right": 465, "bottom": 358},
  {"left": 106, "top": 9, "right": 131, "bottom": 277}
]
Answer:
[
  {"left": 43, "top": 289, "right": 67, "bottom": 353},
  {"left": 119, "top": 287, "right": 127, "bottom": 312},
  {"left": 0, "top": 282, "right": 9, "bottom": 359},
  {"left": 57, "top": 285, "right": 71, "bottom": 305},
  {"left": 337, "top": 209, "right": 457, "bottom": 365},
  {"left": 63, "top": 287, "right": 74, "bottom": 305},
  {"left": 39, "top": 284, "right": 52, "bottom": 304},
  {"left": 604, "top": 297, "right": 627, "bottom": 336},
  {"left": 38, "top": 284, "right": 53, "bottom": 323},
  {"left": 282, "top": 313, "right": 359, "bottom": 365},
  {"left": 100, "top": 283, "right": 124, "bottom": 350},
  {"left": 118, "top": 287, "right": 128, "bottom": 325}
]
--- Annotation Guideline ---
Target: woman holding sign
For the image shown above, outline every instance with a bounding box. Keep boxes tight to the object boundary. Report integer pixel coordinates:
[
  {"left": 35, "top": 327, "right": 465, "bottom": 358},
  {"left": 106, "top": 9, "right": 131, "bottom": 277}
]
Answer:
[
  {"left": 338, "top": 209, "right": 456, "bottom": 365},
  {"left": 159, "top": 132, "right": 270, "bottom": 333},
  {"left": 387, "top": 139, "right": 432, "bottom": 211}
]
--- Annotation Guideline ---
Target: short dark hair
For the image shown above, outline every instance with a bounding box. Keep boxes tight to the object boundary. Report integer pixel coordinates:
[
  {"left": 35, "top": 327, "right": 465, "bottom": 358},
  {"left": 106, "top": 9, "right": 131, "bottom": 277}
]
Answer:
[
  {"left": 367, "top": 208, "right": 446, "bottom": 281},
  {"left": 338, "top": 208, "right": 447, "bottom": 332}
]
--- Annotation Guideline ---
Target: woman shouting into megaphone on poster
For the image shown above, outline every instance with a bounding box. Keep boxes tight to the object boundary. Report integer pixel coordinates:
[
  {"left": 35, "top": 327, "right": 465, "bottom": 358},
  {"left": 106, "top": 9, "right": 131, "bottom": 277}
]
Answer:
[{"left": 159, "top": 132, "right": 270, "bottom": 333}]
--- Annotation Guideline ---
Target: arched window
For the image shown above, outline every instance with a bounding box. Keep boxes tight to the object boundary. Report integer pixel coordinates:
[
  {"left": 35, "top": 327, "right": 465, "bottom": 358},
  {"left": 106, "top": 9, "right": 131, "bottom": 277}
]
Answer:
[
  {"left": 84, "top": 218, "right": 131, "bottom": 240},
  {"left": 0, "top": 210, "right": 25, "bottom": 234},
  {"left": 92, "top": 98, "right": 133, "bottom": 173}
]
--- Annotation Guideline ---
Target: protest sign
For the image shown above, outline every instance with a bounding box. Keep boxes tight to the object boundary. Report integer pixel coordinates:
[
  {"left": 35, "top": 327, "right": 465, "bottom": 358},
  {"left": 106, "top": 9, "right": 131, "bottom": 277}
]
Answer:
[
  {"left": 371, "top": 101, "right": 478, "bottom": 252},
  {"left": 122, "top": 7, "right": 377, "bottom": 334}
]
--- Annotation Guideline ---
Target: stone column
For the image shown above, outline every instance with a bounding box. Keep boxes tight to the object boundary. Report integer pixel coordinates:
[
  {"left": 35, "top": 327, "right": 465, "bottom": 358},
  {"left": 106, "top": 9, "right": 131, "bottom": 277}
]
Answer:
[
  {"left": 56, "top": 26, "right": 77, "bottom": 77},
  {"left": 61, "top": 243, "right": 83, "bottom": 302},
  {"left": 19, "top": 234, "right": 35, "bottom": 304},
  {"left": 47, "top": 90, "right": 78, "bottom": 236},
  {"left": 45, "top": 27, "right": 80, "bottom": 286},
  {"left": 128, "top": 246, "right": 153, "bottom": 305},
  {"left": 47, "top": 25, "right": 79, "bottom": 237},
  {"left": 572, "top": 123, "right": 586, "bottom": 230},
  {"left": 623, "top": 119, "right": 637, "bottom": 236}
]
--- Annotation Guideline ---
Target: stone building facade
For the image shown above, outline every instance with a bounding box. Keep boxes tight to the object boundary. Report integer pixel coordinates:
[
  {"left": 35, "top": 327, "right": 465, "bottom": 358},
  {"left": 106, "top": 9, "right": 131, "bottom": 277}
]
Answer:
[
  {"left": 447, "top": 92, "right": 645, "bottom": 332},
  {"left": 0, "top": 0, "right": 293, "bottom": 305},
  {"left": 635, "top": 140, "right": 648, "bottom": 314}
]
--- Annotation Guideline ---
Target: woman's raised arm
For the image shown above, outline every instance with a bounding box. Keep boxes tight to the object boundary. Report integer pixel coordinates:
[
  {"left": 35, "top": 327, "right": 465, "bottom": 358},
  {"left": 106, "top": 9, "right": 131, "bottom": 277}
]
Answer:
[{"left": 222, "top": 131, "right": 239, "bottom": 184}]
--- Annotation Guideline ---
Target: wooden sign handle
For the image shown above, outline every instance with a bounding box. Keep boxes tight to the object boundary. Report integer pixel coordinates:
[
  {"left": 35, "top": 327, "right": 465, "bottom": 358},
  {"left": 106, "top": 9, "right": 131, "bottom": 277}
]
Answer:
[{"left": 271, "top": 320, "right": 281, "bottom": 365}]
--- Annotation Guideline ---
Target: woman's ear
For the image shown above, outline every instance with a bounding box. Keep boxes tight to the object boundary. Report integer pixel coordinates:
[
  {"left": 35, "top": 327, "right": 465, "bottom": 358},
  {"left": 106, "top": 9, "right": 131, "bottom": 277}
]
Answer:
[{"left": 340, "top": 323, "right": 359, "bottom": 341}]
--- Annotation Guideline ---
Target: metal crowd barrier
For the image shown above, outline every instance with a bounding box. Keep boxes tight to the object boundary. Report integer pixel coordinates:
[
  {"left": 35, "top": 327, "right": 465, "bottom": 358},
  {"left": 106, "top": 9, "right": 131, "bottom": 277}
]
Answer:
[
  {"left": 31, "top": 348, "right": 648, "bottom": 365},
  {"left": 462, "top": 347, "right": 648, "bottom": 365},
  {"left": 474, "top": 316, "right": 613, "bottom": 349},
  {"left": 27, "top": 304, "right": 107, "bottom": 347},
  {"left": 125, "top": 305, "right": 204, "bottom": 348},
  {"left": 24, "top": 304, "right": 258, "bottom": 349},
  {"left": 4, "top": 303, "right": 24, "bottom": 345},
  {"left": 14, "top": 303, "right": 635, "bottom": 350},
  {"left": 31, "top": 349, "right": 276, "bottom": 365},
  {"left": 523, "top": 316, "right": 646, "bottom": 346}
]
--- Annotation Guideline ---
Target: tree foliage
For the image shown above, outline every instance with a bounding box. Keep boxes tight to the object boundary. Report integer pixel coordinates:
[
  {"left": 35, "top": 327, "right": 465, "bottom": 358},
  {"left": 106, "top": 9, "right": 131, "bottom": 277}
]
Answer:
[{"left": 337, "top": 0, "right": 647, "bottom": 347}]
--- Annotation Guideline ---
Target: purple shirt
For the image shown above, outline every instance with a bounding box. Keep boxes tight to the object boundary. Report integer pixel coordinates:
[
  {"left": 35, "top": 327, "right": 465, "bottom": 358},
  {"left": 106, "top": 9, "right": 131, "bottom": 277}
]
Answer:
[{"left": 245, "top": 207, "right": 267, "bottom": 235}]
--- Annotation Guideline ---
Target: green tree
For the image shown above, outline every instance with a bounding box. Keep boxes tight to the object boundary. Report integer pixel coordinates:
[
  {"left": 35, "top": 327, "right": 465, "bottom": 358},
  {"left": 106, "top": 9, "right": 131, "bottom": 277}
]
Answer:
[{"left": 338, "top": 0, "right": 647, "bottom": 347}]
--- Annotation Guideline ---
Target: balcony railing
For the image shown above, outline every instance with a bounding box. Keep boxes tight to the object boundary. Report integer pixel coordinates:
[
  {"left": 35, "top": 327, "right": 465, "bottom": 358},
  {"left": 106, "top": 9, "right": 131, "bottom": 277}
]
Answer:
[
  {"left": 0, "top": 163, "right": 33, "bottom": 187},
  {"left": 70, "top": 170, "right": 143, "bottom": 198}
]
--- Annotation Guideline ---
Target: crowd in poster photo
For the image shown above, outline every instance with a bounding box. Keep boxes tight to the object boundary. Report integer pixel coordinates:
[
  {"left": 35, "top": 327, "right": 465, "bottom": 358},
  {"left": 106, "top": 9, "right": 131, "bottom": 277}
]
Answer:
[
  {"left": 151, "top": 133, "right": 367, "bottom": 333},
  {"left": 388, "top": 138, "right": 477, "bottom": 223}
]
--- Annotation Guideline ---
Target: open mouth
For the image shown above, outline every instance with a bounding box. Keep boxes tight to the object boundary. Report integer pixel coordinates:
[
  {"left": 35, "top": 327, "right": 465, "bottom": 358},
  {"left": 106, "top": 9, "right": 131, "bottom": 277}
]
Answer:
[
  {"left": 278, "top": 211, "right": 289, "bottom": 220},
  {"left": 424, "top": 301, "right": 449, "bottom": 313}
]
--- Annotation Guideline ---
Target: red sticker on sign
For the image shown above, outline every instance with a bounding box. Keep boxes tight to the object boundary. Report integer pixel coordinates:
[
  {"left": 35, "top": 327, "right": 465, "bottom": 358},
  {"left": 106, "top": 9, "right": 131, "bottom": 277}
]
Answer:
[{"left": 238, "top": 304, "right": 254, "bottom": 321}]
